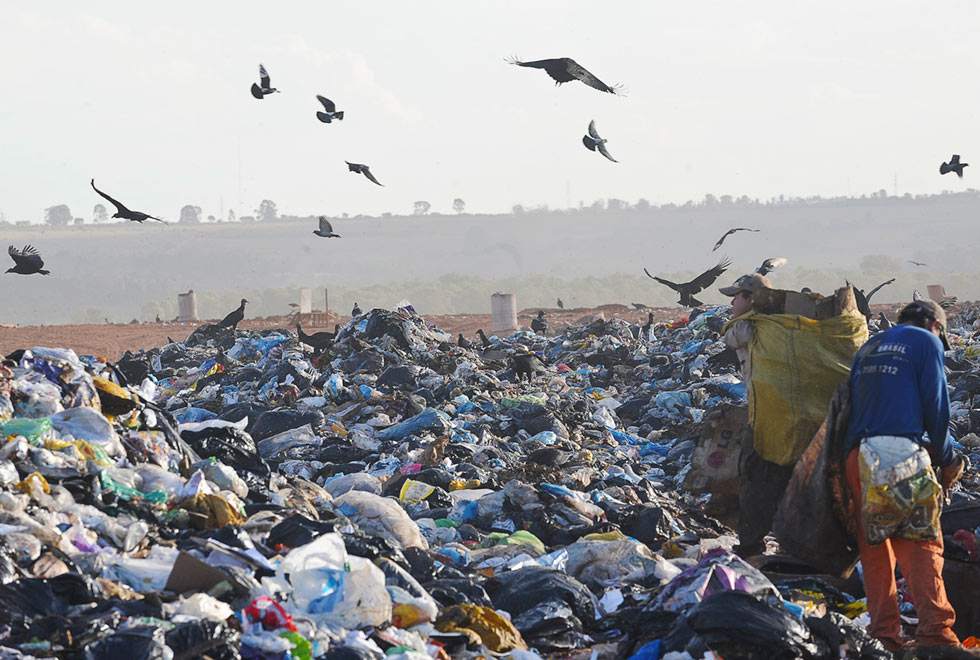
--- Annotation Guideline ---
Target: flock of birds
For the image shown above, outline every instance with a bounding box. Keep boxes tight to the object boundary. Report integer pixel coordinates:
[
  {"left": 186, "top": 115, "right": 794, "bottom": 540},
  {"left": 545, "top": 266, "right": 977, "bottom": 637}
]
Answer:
[{"left": 4, "top": 56, "right": 971, "bottom": 338}]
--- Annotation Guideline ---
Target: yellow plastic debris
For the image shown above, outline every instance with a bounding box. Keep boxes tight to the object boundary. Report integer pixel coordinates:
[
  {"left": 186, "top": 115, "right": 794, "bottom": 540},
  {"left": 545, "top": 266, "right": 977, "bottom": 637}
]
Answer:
[{"left": 435, "top": 604, "right": 527, "bottom": 653}]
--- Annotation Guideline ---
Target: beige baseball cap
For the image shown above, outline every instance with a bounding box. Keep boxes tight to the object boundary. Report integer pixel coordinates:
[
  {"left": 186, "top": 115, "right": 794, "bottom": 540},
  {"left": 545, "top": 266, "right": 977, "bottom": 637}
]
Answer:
[{"left": 719, "top": 273, "right": 773, "bottom": 297}]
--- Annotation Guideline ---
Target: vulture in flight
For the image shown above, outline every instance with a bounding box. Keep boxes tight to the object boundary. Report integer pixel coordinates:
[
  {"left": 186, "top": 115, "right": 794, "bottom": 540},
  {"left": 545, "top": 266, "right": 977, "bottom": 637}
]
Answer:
[
  {"left": 90, "top": 180, "right": 165, "bottom": 223},
  {"left": 507, "top": 57, "right": 624, "bottom": 95},
  {"left": 6, "top": 245, "right": 50, "bottom": 275},
  {"left": 756, "top": 257, "right": 787, "bottom": 276},
  {"left": 712, "top": 227, "right": 759, "bottom": 251},
  {"left": 644, "top": 258, "right": 732, "bottom": 307},
  {"left": 346, "top": 161, "right": 383, "bottom": 186}
]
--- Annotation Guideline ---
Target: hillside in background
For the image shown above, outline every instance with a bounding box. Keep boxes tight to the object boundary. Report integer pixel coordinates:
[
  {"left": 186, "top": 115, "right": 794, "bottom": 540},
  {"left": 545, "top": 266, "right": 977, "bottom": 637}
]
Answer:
[{"left": 1, "top": 190, "right": 977, "bottom": 325}]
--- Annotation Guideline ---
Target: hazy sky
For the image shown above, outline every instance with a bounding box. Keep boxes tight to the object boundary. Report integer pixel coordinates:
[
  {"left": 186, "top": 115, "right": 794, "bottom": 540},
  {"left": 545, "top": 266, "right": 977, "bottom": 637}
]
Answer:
[{"left": 1, "top": 2, "right": 978, "bottom": 223}]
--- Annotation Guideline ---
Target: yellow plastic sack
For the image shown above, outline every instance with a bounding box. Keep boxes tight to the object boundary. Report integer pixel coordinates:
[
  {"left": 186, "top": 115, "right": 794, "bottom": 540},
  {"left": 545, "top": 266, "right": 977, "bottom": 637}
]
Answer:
[{"left": 732, "top": 311, "right": 867, "bottom": 466}]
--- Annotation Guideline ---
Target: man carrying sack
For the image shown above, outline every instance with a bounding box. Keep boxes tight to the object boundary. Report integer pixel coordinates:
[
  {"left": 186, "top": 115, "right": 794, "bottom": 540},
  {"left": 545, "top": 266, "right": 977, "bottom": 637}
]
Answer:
[{"left": 845, "top": 300, "right": 973, "bottom": 657}]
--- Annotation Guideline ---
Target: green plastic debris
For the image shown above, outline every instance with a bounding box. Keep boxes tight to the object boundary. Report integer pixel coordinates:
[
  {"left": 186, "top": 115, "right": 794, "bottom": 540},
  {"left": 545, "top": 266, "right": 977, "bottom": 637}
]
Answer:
[
  {"left": 280, "top": 631, "right": 312, "bottom": 660},
  {"left": 0, "top": 417, "right": 52, "bottom": 444},
  {"left": 99, "top": 471, "right": 167, "bottom": 504},
  {"left": 482, "top": 530, "right": 546, "bottom": 555}
]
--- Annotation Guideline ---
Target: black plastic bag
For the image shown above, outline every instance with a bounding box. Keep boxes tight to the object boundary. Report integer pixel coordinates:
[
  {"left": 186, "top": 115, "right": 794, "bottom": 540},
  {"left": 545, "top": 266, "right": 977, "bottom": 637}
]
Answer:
[
  {"left": 486, "top": 567, "right": 596, "bottom": 630},
  {"left": 84, "top": 625, "right": 169, "bottom": 660},
  {"left": 166, "top": 620, "right": 242, "bottom": 660},
  {"left": 265, "top": 514, "right": 337, "bottom": 549},
  {"left": 426, "top": 578, "right": 494, "bottom": 609},
  {"left": 805, "top": 612, "right": 891, "bottom": 660},
  {"left": 511, "top": 600, "right": 583, "bottom": 650},
  {"left": 250, "top": 409, "right": 324, "bottom": 441},
  {"left": 0, "top": 574, "right": 100, "bottom": 629},
  {"left": 683, "top": 590, "right": 819, "bottom": 659}
]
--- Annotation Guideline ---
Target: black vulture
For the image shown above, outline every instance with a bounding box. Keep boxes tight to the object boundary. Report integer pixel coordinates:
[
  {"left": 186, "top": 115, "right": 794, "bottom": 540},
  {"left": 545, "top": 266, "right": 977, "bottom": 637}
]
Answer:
[
  {"left": 507, "top": 57, "right": 624, "bottom": 95},
  {"left": 644, "top": 258, "right": 732, "bottom": 307},
  {"left": 218, "top": 299, "right": 248, "bottom": 330},
  {"left": 345, "top": 161, "right": 383, "bottom": 186},
  {"left": 6, "top": 245, "right": 50, "bottom": 275},
  {"left": 90, "top": 179, "right": 165, "bottom": 223},
  {"left": 297, "top": 323, "right": 336, "bottom": 350},
  {"left": 457, "top": 333, "right": 472, "bottom": 349},
  {"left": 756, "top": 257, "right": 787, "bottom": 276},
  {"left": 476, "top": 329, "right": 491, "bottom": 349},
  {"left": 531, "top": 311, "right": 548, "bottom": 334},
  {"left": 557, "top": 298, "right": 564, "bottom": 309},
  {"left": 712, "top": 227, "right": 759, "bottom": 251}
]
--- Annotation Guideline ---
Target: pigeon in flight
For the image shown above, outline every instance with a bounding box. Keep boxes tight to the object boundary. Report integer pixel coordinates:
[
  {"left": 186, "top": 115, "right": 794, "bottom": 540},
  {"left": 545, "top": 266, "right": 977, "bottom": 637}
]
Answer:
[
  {"left": 507, "top": 57, "right": 624, "bottom": 95},
  {"left": 756, "top": 257, "right": 787, "bottom": 276},
  {"left": 908, "top": 260, "right": 928, "bottom": 267},
  {"left": 251, "top": 64, "right": 280, "bottom": 99},
  {"left": 315, "top": 96, "right": 344, "bottom": 123},
  {"left": 6, "top": 245, "right": 50, "bottom": 275},
  {"left": 346, "top": 162, "right": 383, "bottom": 186},
  {"left": 90, "top": 180, "right": 165, "bottom": 223},
  {"left": 582, "top": 120, "right": 617, "bottom": 162},
  {"left": 644, "top": 258, "right": 732, "bottom": 307},
  {"left": 713, "top": 227, "right": 760, "bottom": 251},
  {"left": 313, "top": 216, "right": 340, "bottom": 238},
  {"left": 939, "top": 154, "right": 968, "bottom": 178}
]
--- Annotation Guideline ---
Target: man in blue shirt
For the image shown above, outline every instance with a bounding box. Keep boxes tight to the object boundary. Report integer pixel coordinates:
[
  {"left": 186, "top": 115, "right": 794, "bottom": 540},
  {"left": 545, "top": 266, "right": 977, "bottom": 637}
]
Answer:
[{"left": 845, "top": 300, "right": 970, "bottom": 656}]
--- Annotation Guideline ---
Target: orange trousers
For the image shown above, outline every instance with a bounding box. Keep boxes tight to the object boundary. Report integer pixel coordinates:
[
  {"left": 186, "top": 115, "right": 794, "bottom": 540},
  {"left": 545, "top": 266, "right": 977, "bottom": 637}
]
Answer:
[{"left": 845, "top": 448, "right": 959, "bottom": 650}]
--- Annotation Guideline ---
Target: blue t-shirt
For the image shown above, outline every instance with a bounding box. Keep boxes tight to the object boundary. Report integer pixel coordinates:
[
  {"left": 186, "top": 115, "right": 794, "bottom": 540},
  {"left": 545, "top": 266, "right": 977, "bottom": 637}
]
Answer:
[{"left": 845, "top": 324, "right": 954, "bottom": 467}]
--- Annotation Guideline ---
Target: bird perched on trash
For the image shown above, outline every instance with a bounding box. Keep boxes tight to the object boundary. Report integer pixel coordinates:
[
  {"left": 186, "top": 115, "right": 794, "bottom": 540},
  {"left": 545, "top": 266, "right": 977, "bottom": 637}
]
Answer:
[
  {"left": 313, "top": 216, "right": 340, "bottom": 238},
  {"left": 755, "top": 257, "right": 787, "bottom": 276},
  {"left": 6, "top": 245, "right": 50, "bottom": 275},
  {"left": 531, "top": 311, "right": 548, "bottom": 335},
  {"left": 507, "top": 56, "right": 624, "bottom": 95},
  {"left": 296, "top": 323, "right": 336, "bottom": 351},
  {"left": 908, "top": 260, "right": 928, "bottom": 267},
  {"left": 582, "top": 120, "right": 618, "bottom": 162},
  {"left": 940, "top": 154, "right": 968, "bottom": 178},
  {"left": 557, "top": 298, "right": 564, "bottom": 309},
  {"left": 315, "top": 95, "right": 344, "bottom": 123},
  {"left": 457, "top": 333, "right": 472, "bottom": 349},
  {"left": 644, "top": 258, "right": 732, "bottom": 307},
  {"left": 476, "top": 329, "right": 491, "bottom": 349},
  {"left": 877, "top": 312, "right": 893, "bottom": 330},
  {"left": 512, "top": 352, "right": 546, "bottom": 381},
  {"left": 351, "top": 302, "right": 363, "bottom": 317},
  {"left": 250, "top": 64, "right": 280, "bottom": 99},
  {"left": 346, "top": 161, "right": 383, "bottom": 186},
  {"left": 641, "top": 312, "right": 654, "bottom": 336},
  {"left": 90, "top": 180, "right": 165, "bottom": 223},
  {"left": 713, "top": 227, "right": 760, "bottom": 252},
  {"left": 218, "top": 299, "right": 248, "bottom": 330}
]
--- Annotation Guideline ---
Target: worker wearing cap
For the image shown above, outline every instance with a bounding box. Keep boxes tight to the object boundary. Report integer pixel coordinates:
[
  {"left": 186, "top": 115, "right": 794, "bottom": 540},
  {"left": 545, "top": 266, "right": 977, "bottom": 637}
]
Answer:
[
  {"left": 845, "top": 300, "right": 970, "bottom": 655},
  {"left": 718, "top": 272, "right": 794, "bottom": 557}
]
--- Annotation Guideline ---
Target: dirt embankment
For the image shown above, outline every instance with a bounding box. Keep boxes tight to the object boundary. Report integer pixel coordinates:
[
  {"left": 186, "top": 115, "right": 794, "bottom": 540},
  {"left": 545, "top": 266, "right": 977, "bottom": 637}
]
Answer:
[{"left": 0, "top": 302, "right": 912, "bottom": 361}]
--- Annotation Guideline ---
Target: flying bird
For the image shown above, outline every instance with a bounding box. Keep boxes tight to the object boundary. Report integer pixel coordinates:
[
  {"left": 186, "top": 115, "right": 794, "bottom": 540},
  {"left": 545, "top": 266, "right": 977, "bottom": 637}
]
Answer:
[
  {"left": 346, "top": 162, "right": 383, "bottom": 186},
  {"left": 939, "top": 154, "right": 968, "bottom": 178},
  {"left": 644, "top": 258, "right": 732, "bottom": 307},
  {"left": 582, "top": 120, "right": 617, "bottom": 162},
  {"left": 313, "top": 216, "right": 340, "bottom": 238},
  {"left": 218, "top": 299, "right": 248, "bottom": 330},
  {"left": 557, "top": 298, "right": 564, "bottom": 309},
  {"left": 756, "top": 257, "right": 788, "bottom": 276},
  {"left": 713, "top": 227, "right": 760, "bottom": 252},
  {"left": 631, "top": 302, "right": 649, "bottom": 310},
  {"left": 854, "top": 278, "right": 895, "bottom": 318},
  {"left": 351, "top": 302, "right": 363, "bottom": 317},
  {"left": 6, "top": 245, "right": 50, "bottom": 275},
  {"left": 506, "top": 57, "right": 624, "bottom": 95},
  {"left": 90, "top": 180, "right": 165, "bottom": 223},
  {"left": 908, "top": 260, "right": 928, "bottom": 267},
  {"left": 315, "top": 95, "right": 344, "bottom": 123},
  {"left": 250, "top": 64, "right": 280, "bottom": 99}
]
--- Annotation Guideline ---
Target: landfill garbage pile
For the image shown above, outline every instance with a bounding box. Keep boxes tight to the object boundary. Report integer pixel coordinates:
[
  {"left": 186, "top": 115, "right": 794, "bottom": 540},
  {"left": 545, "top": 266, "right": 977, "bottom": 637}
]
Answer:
[{"left": 0, "top": 302, "right": 977, "bottom": 659}]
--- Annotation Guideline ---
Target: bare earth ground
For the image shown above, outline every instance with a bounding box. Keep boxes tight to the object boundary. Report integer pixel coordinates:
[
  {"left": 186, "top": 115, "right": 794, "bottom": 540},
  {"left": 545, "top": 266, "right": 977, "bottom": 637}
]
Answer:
[{"left": 0, "top": 302, "right": 910, "bottom": 361}]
